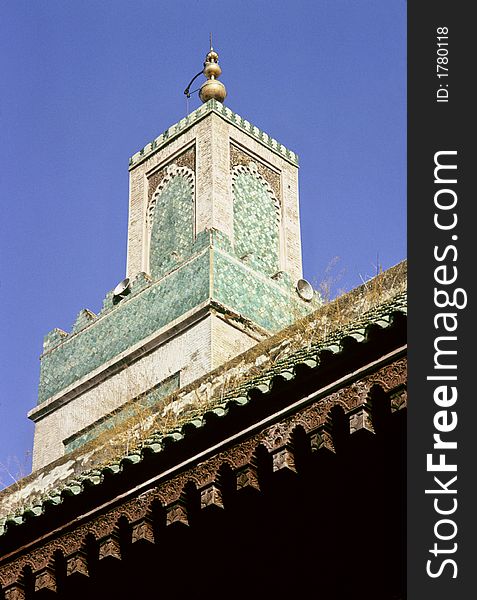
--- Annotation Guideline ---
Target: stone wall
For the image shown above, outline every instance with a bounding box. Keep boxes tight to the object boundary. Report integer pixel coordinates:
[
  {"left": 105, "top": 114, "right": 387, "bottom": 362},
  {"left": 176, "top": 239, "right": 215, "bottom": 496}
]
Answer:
[{"left": 210, "top": 313, "right": 262, "bottom": 369}]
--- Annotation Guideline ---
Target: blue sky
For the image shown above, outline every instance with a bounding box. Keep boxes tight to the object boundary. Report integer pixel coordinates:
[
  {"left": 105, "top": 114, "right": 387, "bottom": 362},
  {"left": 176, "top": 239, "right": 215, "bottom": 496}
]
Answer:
[{"left": 0, "top": 0, "right": 406, "bottom": 484}]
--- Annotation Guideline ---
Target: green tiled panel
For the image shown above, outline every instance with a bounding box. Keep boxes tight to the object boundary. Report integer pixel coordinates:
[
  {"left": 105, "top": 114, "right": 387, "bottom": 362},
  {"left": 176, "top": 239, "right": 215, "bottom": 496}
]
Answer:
[
  {"left": 150, "top": 175, "right": 194, "bottom": 279},
  {"left": 38, "top": 252, "right": 210, "bottom": 404},
  {"left": 213, "top": 250, "right": 304, "bottom": 332},
  {"left": 208, "top": 228, "right": 233, "bottom": 254},
  {"left": 233, "top": 172, "right": 280, "bottom": 275}
]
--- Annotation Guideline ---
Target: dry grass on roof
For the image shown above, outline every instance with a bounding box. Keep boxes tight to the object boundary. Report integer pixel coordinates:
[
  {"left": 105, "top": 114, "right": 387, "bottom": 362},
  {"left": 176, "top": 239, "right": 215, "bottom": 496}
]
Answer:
[
  {"left": 0, "top": 260, "right": 407, "bottom": 512},
  {"left": 85, "top": 260, "right": 407, "bottom": 465}
]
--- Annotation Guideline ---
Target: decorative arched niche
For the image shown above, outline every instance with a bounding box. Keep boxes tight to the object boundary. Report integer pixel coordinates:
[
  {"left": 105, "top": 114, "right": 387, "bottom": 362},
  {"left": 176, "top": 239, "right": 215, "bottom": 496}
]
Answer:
[
  {"left": 232, "top": 162, "right": 281, "bottom": 276},
  {"left": 147, "top": 164, "right": 195, "bottom": 279}
]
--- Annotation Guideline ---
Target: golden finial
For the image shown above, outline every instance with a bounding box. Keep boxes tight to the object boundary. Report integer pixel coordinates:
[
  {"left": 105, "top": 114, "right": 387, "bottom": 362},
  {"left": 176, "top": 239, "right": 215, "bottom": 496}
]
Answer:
[{"left": 199, "top": 34, "right": 227, "bottom": 103}]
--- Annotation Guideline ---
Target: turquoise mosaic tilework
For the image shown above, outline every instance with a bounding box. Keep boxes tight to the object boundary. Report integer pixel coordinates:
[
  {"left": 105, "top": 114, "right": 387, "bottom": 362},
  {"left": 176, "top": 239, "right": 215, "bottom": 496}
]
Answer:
[
  {"left": 129, "top": 272, "right": 152, "bottom": 295},
  {"left": 150, "top": 175, "right": 194, "bottom": 279},
  {"left": 43, "top": 328, "right": 68, "bottom": 353},
  {"left": 42, "top": 230, "right": 223, "bottom": 355},
  {"left": 63, "top": 373, "right": 180, "bottom": 454},
  {"left": 191, "top": 228, "right": 215, "bottom": 253},
  {"left": 95, "top": 245, "right": 209, "bottom": 329},
  {"left": 208, "top": 228, "right": 233, "bottom": 254},
  {"left": 71, "top": 309, "right": 96, "bottom": 334},
  {"left": 233, "top": 172, "right": 280, "bottom": 276},
  {"left": 38, "top": 251, "right": 210, "bottom": 404},
  {"left": 212, "top": 249, "right": 309, "bottom": 332}
]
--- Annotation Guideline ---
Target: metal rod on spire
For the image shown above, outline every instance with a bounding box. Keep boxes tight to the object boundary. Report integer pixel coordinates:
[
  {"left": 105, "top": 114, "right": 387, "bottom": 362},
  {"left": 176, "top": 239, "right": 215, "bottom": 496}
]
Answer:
[{"left": 184, "top": 70, "right": 203, "bottom": 98}]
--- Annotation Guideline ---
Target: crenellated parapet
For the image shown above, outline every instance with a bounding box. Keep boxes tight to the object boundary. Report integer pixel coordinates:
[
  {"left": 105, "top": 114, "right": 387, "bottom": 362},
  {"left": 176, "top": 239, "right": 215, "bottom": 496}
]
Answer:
[{"left": 129, "top": 99, "right": 299, "bottom": 169}]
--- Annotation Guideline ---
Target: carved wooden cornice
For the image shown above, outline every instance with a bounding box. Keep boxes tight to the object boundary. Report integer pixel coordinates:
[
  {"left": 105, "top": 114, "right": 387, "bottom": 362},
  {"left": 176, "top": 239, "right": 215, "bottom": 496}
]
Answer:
[{"left": 0, "top": 356, "right": 406, "bottom": 597}]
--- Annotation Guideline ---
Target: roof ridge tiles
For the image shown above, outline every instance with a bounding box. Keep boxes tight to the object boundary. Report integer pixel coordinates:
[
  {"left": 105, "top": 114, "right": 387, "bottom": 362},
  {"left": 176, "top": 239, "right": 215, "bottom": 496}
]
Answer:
[{"left": 0, "top": 265, "right": 407, "bottom": 532}]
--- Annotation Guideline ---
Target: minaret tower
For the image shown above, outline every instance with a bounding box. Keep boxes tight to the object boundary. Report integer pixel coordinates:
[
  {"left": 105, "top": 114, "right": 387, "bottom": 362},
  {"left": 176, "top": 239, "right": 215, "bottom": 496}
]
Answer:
[{"left": 28, "top": 44, "right": 317, "bottom": 470}]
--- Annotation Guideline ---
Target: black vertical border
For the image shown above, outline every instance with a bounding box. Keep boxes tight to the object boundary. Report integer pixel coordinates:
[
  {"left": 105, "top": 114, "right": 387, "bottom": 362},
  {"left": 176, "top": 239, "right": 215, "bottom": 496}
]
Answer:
[{"left": 408, "top": 3, "right": 474, "bottom": 598}]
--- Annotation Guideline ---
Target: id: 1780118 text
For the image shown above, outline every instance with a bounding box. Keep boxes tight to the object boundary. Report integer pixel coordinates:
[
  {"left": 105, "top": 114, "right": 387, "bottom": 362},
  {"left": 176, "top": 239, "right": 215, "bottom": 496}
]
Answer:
[{"left": 436, "top": 27, "right": 449, "bottom": 103}]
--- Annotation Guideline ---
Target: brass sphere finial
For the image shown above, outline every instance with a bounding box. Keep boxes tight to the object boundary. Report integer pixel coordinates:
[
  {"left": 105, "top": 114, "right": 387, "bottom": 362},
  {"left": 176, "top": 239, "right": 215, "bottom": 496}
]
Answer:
[{"left": 199, "top": 36, "right": 227, "bottom": 103}]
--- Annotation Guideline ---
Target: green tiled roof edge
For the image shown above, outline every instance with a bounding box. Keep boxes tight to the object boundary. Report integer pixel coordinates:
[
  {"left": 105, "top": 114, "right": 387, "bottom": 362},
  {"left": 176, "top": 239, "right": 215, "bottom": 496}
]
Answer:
[{"left": 0, "top": 283, "right": 406, "bottom": 536}]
